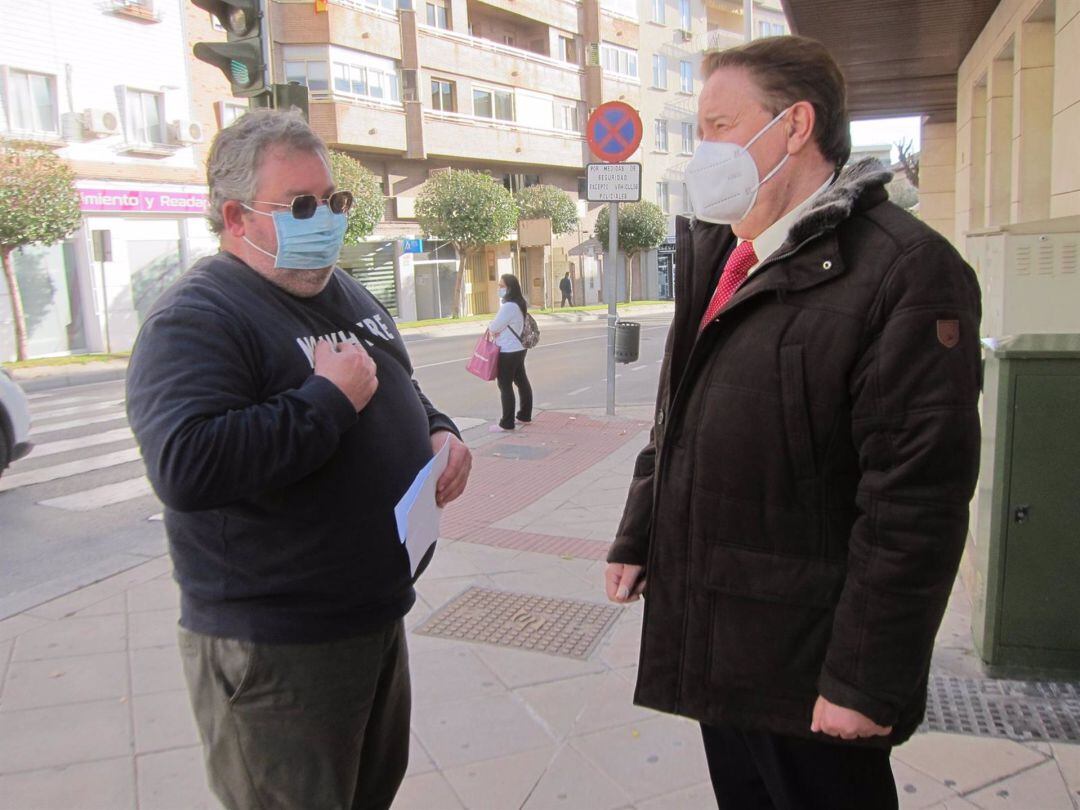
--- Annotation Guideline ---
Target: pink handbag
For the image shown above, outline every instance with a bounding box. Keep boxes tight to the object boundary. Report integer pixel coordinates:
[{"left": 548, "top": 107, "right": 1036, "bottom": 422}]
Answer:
[{"left": 466, "top": 331, "right": 499, "bottom": 381}]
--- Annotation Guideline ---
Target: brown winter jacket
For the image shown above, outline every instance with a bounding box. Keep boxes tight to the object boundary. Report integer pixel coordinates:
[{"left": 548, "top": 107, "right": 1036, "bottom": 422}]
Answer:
[{"left": 609, "top": 159, "right": 982, "bottom": 747}]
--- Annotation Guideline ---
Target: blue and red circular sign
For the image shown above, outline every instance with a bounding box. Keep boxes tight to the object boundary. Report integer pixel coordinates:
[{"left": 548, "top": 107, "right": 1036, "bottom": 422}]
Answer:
[{"left": 586, "top": 102, "right": 643, "bottom": 163}]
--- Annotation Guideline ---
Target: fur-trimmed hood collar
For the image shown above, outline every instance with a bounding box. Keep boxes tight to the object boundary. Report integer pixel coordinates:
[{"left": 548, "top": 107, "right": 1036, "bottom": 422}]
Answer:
[{"left": 784, "top": 157, "right": 893, "bottom": 249}]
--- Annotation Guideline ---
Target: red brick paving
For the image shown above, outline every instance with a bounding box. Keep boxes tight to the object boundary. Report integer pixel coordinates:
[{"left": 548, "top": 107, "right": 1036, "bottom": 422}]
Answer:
[{"left": 444, "top": 411, "right": 649, "bottom": 559}]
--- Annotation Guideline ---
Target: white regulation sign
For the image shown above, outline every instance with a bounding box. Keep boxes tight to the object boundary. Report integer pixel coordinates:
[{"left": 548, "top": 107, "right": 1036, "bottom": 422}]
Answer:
[{"left": 586, "top": 163, "right": 642, "bottom": 202}]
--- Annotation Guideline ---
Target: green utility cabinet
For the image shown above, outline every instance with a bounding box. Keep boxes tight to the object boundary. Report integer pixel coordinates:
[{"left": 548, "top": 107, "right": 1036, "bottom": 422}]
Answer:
[{"left": 971, "top": 334, "right": 1080, "bottom": 675}]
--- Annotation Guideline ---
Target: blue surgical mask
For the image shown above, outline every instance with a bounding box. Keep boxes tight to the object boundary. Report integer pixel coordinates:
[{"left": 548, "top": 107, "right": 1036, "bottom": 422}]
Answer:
[
  {"left": 498, "top": 288, "right": 507, "bottom": 298},
  {"left": 242, "top": 203, "right": 347, "bottom": 270}
]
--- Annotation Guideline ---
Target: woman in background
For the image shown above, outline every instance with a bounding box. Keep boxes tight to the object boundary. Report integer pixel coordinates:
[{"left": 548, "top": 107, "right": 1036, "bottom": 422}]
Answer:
[{"left": 487, "top": 274, "right": 533, "bottom": 432}]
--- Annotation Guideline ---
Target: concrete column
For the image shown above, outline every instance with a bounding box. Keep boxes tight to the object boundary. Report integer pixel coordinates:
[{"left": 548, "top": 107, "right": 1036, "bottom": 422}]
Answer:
[
  {"left": 957, "top": 83, "right": 987, "bottom": 239},
  {"left": 1051, "top": 1, "right": 1080, "bottom": 218},
  {"left": 985, "top": 55, "right": 1014, "bottom": 227},
  {"left": 919, "top": 119, "right": 958, "bottom": 245},
  {"left": 1011, "top": 21, "right": 1055, "bottom": 222}
]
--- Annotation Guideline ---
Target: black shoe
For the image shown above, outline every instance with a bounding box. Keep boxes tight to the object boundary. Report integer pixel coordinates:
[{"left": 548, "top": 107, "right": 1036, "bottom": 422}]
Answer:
[{"left": 516, "top": 414, "right": 532, "bottom": 424}]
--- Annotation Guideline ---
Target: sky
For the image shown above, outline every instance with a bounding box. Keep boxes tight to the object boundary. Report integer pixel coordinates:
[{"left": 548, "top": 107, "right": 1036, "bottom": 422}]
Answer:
[{"left": 850, "top": 116, "right": 922, "bottom": 161}]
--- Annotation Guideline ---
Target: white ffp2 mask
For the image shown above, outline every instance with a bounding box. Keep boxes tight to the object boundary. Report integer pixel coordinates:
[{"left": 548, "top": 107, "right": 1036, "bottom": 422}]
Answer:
[{"left": 685, "top": 106, "right": 793, "bottom": 225}]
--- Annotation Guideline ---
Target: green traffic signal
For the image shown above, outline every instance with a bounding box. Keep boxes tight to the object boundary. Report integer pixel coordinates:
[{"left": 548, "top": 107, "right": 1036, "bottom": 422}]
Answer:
[{"left": 191, "top": 0, "right": 266, "bottom": 98}]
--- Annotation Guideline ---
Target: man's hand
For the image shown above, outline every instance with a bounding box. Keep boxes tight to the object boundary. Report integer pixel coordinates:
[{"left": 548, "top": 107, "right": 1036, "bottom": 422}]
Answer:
[
  {"left": 810, "top": 696, "right": 892, "bottom": 740},
  {"left": 313, "top": 339, "right": 378, "bottom": 412},
  {"left": 432, "top": 431, "right": 471, "bottom": 507},
  {"left": 605, "top": 563, "right": 646, "bottom": 603}
]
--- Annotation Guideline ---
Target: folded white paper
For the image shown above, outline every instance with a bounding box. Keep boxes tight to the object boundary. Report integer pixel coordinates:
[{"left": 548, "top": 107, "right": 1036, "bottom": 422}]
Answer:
[{"left": 394, "top": 440, "right": 451, "bottom": 576}]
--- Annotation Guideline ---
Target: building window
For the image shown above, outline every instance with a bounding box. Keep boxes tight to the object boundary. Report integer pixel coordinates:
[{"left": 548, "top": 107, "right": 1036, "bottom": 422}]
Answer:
[
  {"left": 474, "top": 86, "right": 514, "bottom": 121},
  {"left": 330, "top": 62, "right": 400, "bottom": 101},
  {"left": 285, "top": 60, "right": 329, "bottom": 94},
  {"left": 125, "top": 88, "right": 165, "bottom": 144},
  {"left": 681, "top": 121, "right": 694, "bottom": 154},
  {"left": 757, "top": 20, "right": 786, "bottom": 37},
  {"left": 431, "top": 78, "right": 455, "bottom": 112},
  {"left": 601, "top": 42, "right": 638, "bottom": 80},
  {"left": 8, "top": 69, "right": 58, "bottom": 134},
  {"left": 425, "top": 0, "right": 449, "bottom": 30},
  {"left": 652, "top": 0, "right": 665, "bottom": 24},
  {"left": 503, "top": 174, "right": 540, "bottom": 193},
  {"left": 679, "top": 0, "right": 691, "bottom": 30},
  {"left": 654, "top": 118, "right": 668, "bottom": 152},
  {"left": 557, "top": 35, "right": 578, "bottom": 64},
  {"left": 656, "top": 181, "right": 670, "bottom": 214},
  {"left": 554, "top": 101, "right": 579, "bottom": 132},
  {"left": 652, "top": 55, "right": 667, "bottom": 90},
  {"left": 680, "top": 60, "right": 693, "bottom": 93},
  {"left": 217, "top": 101, "right": 246, "bottom": 128}
]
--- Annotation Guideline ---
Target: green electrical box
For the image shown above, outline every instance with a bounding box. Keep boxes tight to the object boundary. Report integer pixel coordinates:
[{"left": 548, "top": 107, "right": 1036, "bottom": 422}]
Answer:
[{"left": 971, "top": 334, "right": 1080, "bottom": 675}]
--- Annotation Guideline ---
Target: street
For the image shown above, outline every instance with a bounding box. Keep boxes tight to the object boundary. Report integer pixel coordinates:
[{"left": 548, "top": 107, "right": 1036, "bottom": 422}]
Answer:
[{"left": 0, "top": 312, "right": 671, "bottom": 620}]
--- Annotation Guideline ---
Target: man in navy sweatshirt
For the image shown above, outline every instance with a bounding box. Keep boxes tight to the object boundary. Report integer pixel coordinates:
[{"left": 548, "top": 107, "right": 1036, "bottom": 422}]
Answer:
[{"left": 126, "top": 109, "right": 471, "bottom": 810}]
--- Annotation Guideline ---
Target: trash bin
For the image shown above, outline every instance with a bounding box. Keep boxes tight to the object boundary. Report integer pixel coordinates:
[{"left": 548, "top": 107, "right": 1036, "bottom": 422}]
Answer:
[
  {"left": 614, "top": 321, "right": 640, "bottom": 364},
  {"left": 971, "top": 334, "right": 1080, "bottom": 676}
]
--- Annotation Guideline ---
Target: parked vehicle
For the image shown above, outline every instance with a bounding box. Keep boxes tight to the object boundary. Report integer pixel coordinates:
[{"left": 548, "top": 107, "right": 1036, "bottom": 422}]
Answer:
[{"left": 0, "top": 369, "right": 32, "bottom": 479}]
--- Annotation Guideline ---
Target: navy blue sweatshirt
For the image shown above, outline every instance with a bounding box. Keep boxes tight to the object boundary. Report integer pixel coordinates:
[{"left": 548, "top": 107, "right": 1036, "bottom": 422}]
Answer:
[{"left": 126, "top": 252, "right": 458, "bottom": 643}]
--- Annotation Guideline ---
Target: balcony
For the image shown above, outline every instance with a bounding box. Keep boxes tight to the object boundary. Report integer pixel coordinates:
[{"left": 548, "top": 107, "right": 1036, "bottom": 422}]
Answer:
[
  {"left": 470, "top": 0, "right": 581, "bottom": 34},
  {"left": 423, "top": 109, "right": 585, "bottom": 168},
  {"left": 419, "top": 26, "right": 583, "bottom": 100},
  {"left": 309, "top": 97, "right": 408, "bottom": 153},
  {"left": 702, "top": 26, "right": 745, "bottom": 52},
  {"left": 276, "top": 0, "right": 402, "bottom": 60}
]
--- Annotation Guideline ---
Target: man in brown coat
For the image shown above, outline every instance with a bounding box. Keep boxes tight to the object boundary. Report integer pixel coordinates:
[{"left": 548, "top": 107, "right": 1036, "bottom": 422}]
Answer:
[{"left": 605, "top": 36, "right": 982, "bottom": 809}]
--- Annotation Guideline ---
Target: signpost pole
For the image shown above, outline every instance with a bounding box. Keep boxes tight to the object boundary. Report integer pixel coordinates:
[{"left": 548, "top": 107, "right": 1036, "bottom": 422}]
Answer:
[{"left": 606, "top": 202, "right": 618, "bottom": 416}]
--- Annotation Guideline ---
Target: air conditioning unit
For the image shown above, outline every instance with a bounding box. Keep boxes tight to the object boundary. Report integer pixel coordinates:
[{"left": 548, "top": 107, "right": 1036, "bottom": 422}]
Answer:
[
  {"left": 83, "top": 108, "right": 121, "bottom": 137},
  {"left": 401, "top": 69, "right": 419, "bottom": 102},
  {"left": 677, "top": 28, "right": 692, "bottom": 42},
  {"left": 171, "top": 119, "right": 205, "bottom": 144}
]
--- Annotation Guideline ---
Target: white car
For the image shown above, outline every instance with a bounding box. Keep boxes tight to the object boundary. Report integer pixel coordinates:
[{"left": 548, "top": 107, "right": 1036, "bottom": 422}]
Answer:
[{"left": 0, "top": 368, "right": 32, "bottom": 478}]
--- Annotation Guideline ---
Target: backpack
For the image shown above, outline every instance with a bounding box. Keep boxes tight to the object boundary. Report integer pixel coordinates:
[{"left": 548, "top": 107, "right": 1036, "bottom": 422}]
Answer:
[{"left": 509, "top": 311, "right": 540, "bottom": 349}]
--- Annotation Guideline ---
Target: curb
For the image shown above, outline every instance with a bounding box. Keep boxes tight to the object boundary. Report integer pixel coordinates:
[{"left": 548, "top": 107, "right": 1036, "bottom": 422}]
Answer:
[{"left": 17, "top": 365, "right": 129, "bottom": 393}]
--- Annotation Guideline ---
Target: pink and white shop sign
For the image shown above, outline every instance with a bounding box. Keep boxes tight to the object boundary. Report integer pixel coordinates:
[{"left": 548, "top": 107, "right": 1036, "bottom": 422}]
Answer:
[{"left": 79, "top": 187, "right": 208, "bottom": 214}]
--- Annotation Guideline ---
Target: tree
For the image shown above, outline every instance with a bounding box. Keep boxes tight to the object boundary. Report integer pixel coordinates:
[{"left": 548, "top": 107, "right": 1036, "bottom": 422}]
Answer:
[
  {"left": 594, "top": 201, "right": 667, "bottom": 302},
  {"left": 514, "top": 184, "right": 579, "bottom": 235},
  {"left": 895, "top": 138, "right": 920, "bottom": 189},
  {"left": 887, "top": 175, "right": 919, "bottom": 211},
  {"left": 415, "top": 170, "right": 518, "bottom": 317},
  {"left": 0, "top": 144, "right": 82, "bottom": 361},
  {"left": 327, "top": 150, "right": 384, "bottom": 244}
]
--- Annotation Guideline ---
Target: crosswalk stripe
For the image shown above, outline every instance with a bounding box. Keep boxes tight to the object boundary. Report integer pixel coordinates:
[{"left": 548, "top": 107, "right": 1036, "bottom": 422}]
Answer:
[
  {"left": 39, "top": 476, "right": 154, "bottom": 511},
  {"left": 30, "top": 411, "right": 128, "bottom": 437},
  {"left": 0, "top": 447, "right": 143, "bottom": 492},
  {"left": 30, "top": 428, "right": 135, "bottom": 458},
  {"left": 23, "top": 394, "right": 105, "bottom": 408},
  {"left": 449, "top": 416, "right": 485, "bottom": 432},
  {"left": 33, "top": 399, "right": 124, "bottom": 422}
]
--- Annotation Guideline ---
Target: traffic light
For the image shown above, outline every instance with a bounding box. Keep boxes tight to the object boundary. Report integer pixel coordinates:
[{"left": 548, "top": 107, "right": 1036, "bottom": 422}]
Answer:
[{"left": 192, "top": 0, "right": 267, "bottom": 98}]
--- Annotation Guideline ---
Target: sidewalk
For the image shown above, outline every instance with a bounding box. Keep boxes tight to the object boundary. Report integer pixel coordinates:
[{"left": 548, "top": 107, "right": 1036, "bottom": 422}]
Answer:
[
  {"left": 1, "top": 409, "right": 1078, "bottom": 809},
  {"left": 6, "top": 303, "right": 676, "bottom": 393}
]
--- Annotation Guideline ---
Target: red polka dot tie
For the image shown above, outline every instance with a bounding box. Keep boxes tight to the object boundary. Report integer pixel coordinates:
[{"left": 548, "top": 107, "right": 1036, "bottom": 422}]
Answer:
[{"left": 698, "top": 241, "right": 758, "bottom": 332}]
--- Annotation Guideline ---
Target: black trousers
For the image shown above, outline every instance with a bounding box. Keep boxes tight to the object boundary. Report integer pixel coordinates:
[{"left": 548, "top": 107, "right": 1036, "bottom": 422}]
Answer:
[
  {"left": 560, "top": 292, "right": 572, "bottom": 306},
  {"left": 496, "top": 348, "right": 532, "bottom": 429},
  {"left": 179, "top": 620, "right": 410, "bottom": 810},
  {"left": 701, "top": 723, "right": 898, "bottom": 810}
]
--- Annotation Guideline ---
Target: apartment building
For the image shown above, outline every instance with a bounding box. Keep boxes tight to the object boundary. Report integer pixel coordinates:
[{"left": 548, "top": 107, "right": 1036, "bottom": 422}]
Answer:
[
  {"left": 267, "top": 0, "right": 715, "bottom": 316},
  {"left": 0, "top": 0, "right": 215, "bottom": 361}
]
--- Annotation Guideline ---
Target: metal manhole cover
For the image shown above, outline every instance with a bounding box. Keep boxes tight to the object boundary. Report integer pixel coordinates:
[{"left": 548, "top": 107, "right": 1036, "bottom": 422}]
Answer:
[
  {"left": 414, "top": 587, "right": 622, "bottom": 660},
  {"left": 482, "top": 443, "right": 553, "bottom": 461},
  {"left": 920, "top": 675, "right": 1080, "bottom": 742}
]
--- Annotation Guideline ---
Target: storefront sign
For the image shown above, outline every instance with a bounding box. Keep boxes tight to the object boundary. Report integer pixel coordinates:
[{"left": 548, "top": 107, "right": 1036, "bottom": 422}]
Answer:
[{"left": 79, "top": 188, "right": 208, "bottom": 214}]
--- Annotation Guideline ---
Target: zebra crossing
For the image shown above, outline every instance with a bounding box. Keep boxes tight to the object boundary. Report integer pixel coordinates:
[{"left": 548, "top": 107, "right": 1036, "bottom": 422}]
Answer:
[{"left": 3, "top": 380, "right": 486, "bottom": 516}]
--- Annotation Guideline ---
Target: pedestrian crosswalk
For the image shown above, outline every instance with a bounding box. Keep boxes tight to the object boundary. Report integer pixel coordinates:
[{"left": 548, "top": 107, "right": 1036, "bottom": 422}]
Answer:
[{"left": 2, "top": 380, "right": 487, "bottom": 518}]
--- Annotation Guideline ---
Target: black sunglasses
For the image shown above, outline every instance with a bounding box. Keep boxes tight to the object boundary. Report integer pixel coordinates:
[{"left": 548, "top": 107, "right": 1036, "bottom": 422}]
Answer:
[{"left": 249, "top": 190, "right": 354, "bottom": 219}]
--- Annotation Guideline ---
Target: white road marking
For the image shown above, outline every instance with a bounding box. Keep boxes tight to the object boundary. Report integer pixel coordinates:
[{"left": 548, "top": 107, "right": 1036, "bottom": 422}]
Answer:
[
  {"left": 567, "top": 387, "right": 591, "bottom": 396},
  {"left": 30, "top": 411, "right": 128, "bottom": 437},
  {"left": 32, "top": 399, "right": 125, "bottom": 421},
  {"left": 449, "top": 416, "right": 486, "bottom": 431},
  {"left": 0, "top": 448, "right": 143, "bottom": 492},
  {"left": 632, "top": 365, "right": 649, "bottom": 372},
  {"left": 39, "top": 476, "right": 154, "bottom": 511},
  {"left": 30, "top": 428, "right": 134, "bottom": 458}
]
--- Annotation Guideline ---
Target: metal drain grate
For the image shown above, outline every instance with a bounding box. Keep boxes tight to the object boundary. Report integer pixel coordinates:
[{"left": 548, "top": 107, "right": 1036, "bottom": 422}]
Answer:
[
  {"left": 414, "top": 587, "right": 622, "bottom": 660},
  {"left": 921, "top": 674, "right": 1080, "bottom": 742}
]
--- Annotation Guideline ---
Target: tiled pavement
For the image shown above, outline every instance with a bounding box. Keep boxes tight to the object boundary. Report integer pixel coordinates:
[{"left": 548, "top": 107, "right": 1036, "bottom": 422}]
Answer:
[{"left": 1, "top": 409, "right": 1078, "bottom": 809}]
